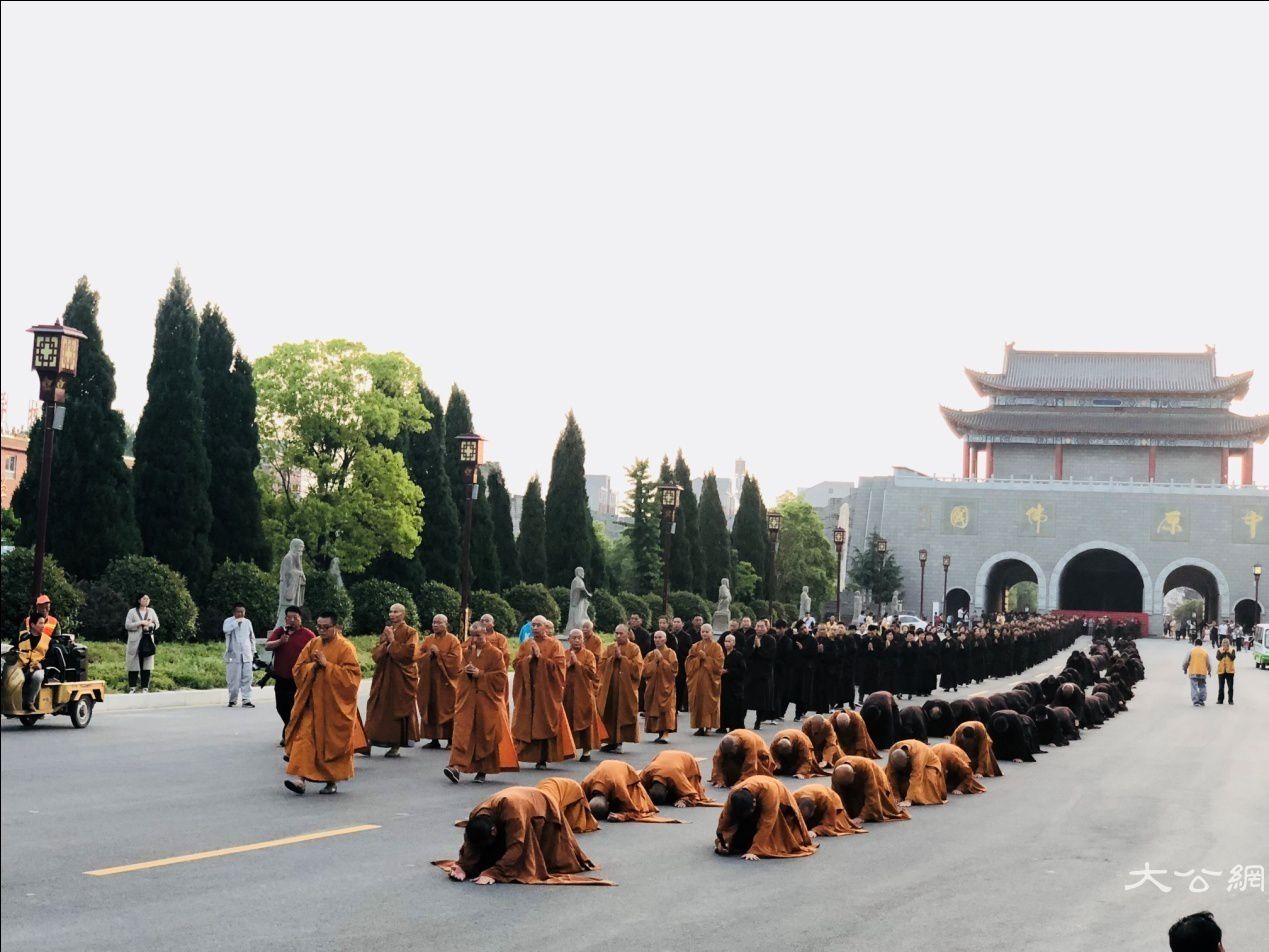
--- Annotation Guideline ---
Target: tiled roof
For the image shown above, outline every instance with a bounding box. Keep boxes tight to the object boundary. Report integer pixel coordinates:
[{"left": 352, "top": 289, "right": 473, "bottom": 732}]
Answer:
[
  {"left": 940, "top": 406, "right": 1269, "bottom": 441},
  {"left": 967, "top": 347, "right": 1253, "bottom": 396}
]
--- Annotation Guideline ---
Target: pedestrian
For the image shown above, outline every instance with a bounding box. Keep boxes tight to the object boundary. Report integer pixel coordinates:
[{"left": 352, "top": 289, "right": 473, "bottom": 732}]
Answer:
[
  {"left": 263, "top": 606, "right": 315, "bottom": 739},
  {"left": 1167, "top": 911, "right": 1224, "bottom": 952},
  {"left": 1182, "top": 636, "right": 1211, "bottom": 707},
  {"left": 222, "top": 602, "right": 257, "bottom": 708},
  {"left": 124, "top": 594, "right": 159, "bottom": 694},
  {"left": 1215, "top": 637, "right": 1235, "bottom": 706}
]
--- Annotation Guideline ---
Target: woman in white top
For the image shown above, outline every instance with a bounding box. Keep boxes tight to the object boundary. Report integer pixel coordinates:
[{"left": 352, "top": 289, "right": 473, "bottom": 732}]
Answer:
[{"left": 124, "top": 594, "right": 160, "bottom": 693}]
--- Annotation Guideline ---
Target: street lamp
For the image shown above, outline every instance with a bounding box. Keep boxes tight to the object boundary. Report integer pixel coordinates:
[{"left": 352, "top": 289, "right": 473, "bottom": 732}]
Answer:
[
  {"left": 942, "top": 554, "right": 951, "bottom": 617},
  {"left": 767, "top": 511, "right": 783, "bottom": 614},
  {"left": 26, "top": 321, "right": 86, "bottom": 607},
  {"left": 1256, "top": 563, "right": 1263, "bottom": 625},
  {"left": 918, "top": 548, "right": 928, "bottom": 621},
  {"left": 874, "top": 537, "right": 888, "bottom": 617},
  {"left": 455, "top": 432, "right": 485, "bottom": 636},
  {"left": 658, "top": 482, "right": 682, "bottom": 619},
  {"left": 832, "top": 526, "right": 847, "bottom": 621}
]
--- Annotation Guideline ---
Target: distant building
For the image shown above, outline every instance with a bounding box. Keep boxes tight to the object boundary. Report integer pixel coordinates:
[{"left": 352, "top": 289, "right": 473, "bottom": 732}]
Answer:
[
  {"left": 585, "top": 473, "right": 618, "bottom": 516},
  {"left": 2, "top": 433, "right": 28, "bottom": 509}
]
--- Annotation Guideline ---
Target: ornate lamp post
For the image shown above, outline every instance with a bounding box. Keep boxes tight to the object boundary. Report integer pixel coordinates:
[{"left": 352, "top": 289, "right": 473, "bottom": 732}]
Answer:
[
  {"left": 658, "top": 482, "right": 682, "bottom": 619},
  {"left": 455, "top": 432, "right": 485, "bottom": 635},
  {"left": 918, "top": 548, "right": 928, "bottom": 621},
  {"left": 25, "top": 321, "right": 86, "bottom": 606},
  {"left": 1255, "top": 563, "right": 1263, "bottom": 625},
  {"left": 832, "top": 526, "right": 847, "bottom": 621},
  {"left": 766, "top": 510, "right": 783, "bottom": 613},
  {"left": 942, "top": 554, "right": 951, "bottom": 617},
  {"left": 874, "top": 536, "right": 888, "bottom": 618}
]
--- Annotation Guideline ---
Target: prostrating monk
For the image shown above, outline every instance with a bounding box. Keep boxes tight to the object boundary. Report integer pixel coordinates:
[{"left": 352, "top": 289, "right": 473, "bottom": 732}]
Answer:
[
  {"left": 643, "top": 629, "right": 679, "bottom": 743},
  {"left": 710, "top": 728, "right": 775, "bottom": 788},
  {"left": 932, "top": 742, "right": 987, "bottom": 795},
  {"left": 951, "top": 720, "right": 1003, "bottom": 778},
  {"left": 437, "top": 787, "right": 612, "bottom": 885},
  {"left": 363, "top": 603, "right": 420, "bottom": 757},
  {"left": 639, "top": 749, "right": 719, "bottom": 807},
  {"left": 283, "top": 612, "right": 368, "bottom": 795},
  {"left": 564, "top": 628, "right": 605, "bottom": 762},
  {"left": 445, "top": 623, "right": 519, "bottom": 784},
  {"left": 886, "top": 739, "right": 948, "bottom": 807},
  {"left": 685, "top": 622, "right": 724, "bottom": 736},
  {"left": 830, "top": 758, "right": 910, "bottom": 823},
  {"left": 793, "top": 784, "right": 865, "bottom": 837},
  {"left": 830, "top": 709, "right": 880, "bottom": 759},
  {"left": 537, "top": 777, "right": 599, "bottom": 834},
  {"left": 581, "top": 759, "right": 679, "bottom": 823},
  {"left": 770, "top": 729, "right": 828, "bottom": 778},
  {"left": 417, "top": 614, "right": 463, "bottom": 748},
  {"left": 512, "top": 616, "right": 575, "bottom": 769},
  {"left": 801, "top": 713, "right": 843, "bottom": 768},
  {"left": 714, "top": 775, "right": 818, "bottom": 860},
  {"left": 596, "top": 625, "right": 642, "bottom": 753}
]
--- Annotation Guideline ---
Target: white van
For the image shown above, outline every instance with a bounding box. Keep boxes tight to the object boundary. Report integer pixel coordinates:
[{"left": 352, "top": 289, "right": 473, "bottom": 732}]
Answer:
[{"left": 1253, "top": 623, "right": 1269, "bottom": 669}]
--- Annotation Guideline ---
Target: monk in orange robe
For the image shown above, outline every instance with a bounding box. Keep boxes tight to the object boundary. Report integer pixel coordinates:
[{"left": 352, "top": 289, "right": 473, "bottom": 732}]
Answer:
[
  {"left": 639, "top": 749, "right": 719, "bottom": 807},
  {"left": 933, "top": 742, "right": 988, "bottom": 795},
  {"left": 511, "top": 616, "right": 575, "bottom": 768},
  {"left": 886, "top": 739, "right": 948, "bottom": 806},
  {"left": 438, "top": 787, "right": 612, "bottom": 885},
  {"left": 445, "top": 623, "right": 519, "bottom": 783},
  {"left": 581, "top": 620, "right": 604, "bottom": 662},
  {"left": 793, "top": 784, "right": 865, "bottom": 837},
  {"left": 363, "top": 602, "right": 419, "bottom": 757},
  {"left": 710, "top": 729, "right": 775, "bottom": 787},
  {"left": 770, "top": 728, "right": 829, "bottom": 778},
  {"left": 564, "top": 628, "right": 605, "bottom": 762},
  {"left": 830, "top": 708, "right": 880, "bottom": 759},
  {"left": 283, "top": 613, "right": 368, "bottom": 795},
  {"left": 714, "top": 775, "right": 817, "bottom": 860},
  {"left": 830, "top": 758, "right": 910, "bottom": 822},
  {"left": 801, "top": 713, "right": 843, "bottom": 767},
  {"left": 642, "top": 629, "right": 678, "bottom": 742},
  {"left": 951, "top": 720, "right": 1003, "bottom": 778},
  {"left": 581, "top": 759, "right": 680, "bottom": 823},
  {"left": 596, "top": 625, "right": 642, "bottom": 752},
  {"left": 478, "top": 613, "right": 512, "bottom": 667},
  {"left": 417, "top": 614, "right": 463, "bottom": 747},
  {"left": 537, "top": 777, "right": 599, "bottom": 834},
  {"left": 685, "top": 623, "right": 724, "bottom": 735}
]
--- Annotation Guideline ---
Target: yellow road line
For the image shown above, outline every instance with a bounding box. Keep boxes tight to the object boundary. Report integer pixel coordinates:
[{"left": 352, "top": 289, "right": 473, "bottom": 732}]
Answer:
[{"left": 85, "top": 824, "right": 380, "bottom": 876}]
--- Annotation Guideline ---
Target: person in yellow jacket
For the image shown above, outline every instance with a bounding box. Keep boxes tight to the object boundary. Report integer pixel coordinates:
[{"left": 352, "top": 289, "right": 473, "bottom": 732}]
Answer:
[
  {"left": 18, "top": 594, "right": 60, "bottom": 712},
  {"left": 1182, "top": 636, "right": 1211, "bottom": 707},
  {"left": 1215, "top": 637, "right": 1236, "bottom": 706}
]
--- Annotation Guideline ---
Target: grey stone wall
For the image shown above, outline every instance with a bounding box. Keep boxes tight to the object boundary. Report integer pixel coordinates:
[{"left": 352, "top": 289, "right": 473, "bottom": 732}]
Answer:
[
  {"left": 1063, "top": 445, "right": 1150, "bottom": 481},
  {"left": 995, "top": 444, "right": 1055, "bottom": 479},
  {"left": 1155, "top": 447, "right": 1222, "bottom": 483}
]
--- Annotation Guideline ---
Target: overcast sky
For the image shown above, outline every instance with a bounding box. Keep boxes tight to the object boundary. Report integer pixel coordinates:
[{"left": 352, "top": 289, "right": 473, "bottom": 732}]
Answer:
[{"left": 2, "top": 2, "right": 1266, "bottom": 502}]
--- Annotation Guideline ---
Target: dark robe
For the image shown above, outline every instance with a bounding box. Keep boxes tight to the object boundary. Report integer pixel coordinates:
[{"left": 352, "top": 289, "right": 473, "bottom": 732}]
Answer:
[
  {"left": 939, "top": 638, "right": 960, "bottom": 691},
  {"left": 859, "top": 691, "right": 901, "bottom": 751},
  {"left": 856, "top": 638, "right": 881, "bottom": 697},
  {"left": 836, "top": 634, "right": 857, "bottom": 709},
  {"left": 720, "top": 647, "right": 748, "bottom": 730},
  {"left": 897, "top": 641, "right": 920, "bottom": 697},
  {"left": 743, "top": 632, "right": 777, "bottom": 719},
  {"left": 918, "top": 639, "right": 940, "bottom": 695},
  {"left": 988, "top": 710, "right": 1035, "bottom": 762},
  {"left": 673, "top": 630, "right": 692, "bottom": 712},
  {"left": 878, "top": 641, "right": 899, "bottom": 694},
  {"left": 896, "top": 705, "right": 929, "bottom": 744},
  {"left": 809, "top": 636, "right": 837, "bottom": 714}
]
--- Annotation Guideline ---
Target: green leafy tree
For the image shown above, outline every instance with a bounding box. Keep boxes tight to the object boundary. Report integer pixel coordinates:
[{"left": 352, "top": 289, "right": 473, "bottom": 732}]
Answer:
[
  {"left": 254, "top": 340, "right": 426, "bottom": 573},
  {"left": 590, "top": 521, "right": 609, "bottom": 590},
  {"left": 772, "top": 496, "right": 837, "bottom": 608},
  {"left": 1, "top": 507, "right": 20, "bottom": 546},
  {"left": 101, "top": 554, "right": 198, "bottom": 641},
  {"left": 733, "top": 560, "right": 761, "bottom": 601},
  {"left": 443, "top": 386, "right": 499, "bottom": 591},
  {"left": 503, "top": 582, "right": 560, "bottom": 627},
  {"left": 697, "top": 472, "right": 732, "bottom": 598},
  {"left": 471, "top": 590, "right": 516, "bottom": 635},
  {"left": 0, "top": 548, "right": 83, "bottom": 637},
  {"left": 669, "top": 451, "right": 702, "bottom": 593},
  {"left": 544, "top": 412, "right": 592, "bottom": 586},
  {"left": 1005, "top": 581, "right": 1039, "bottom": 613},
  {"left": 1172, "top": 598, "right": 1207, "bottom": 626},
  {"left": 13, "top": 278, "right": 141, "bottom": 580},
  {"left": 623, "top": 458, "right": 660, "bottom": 594},
  {"left": 487, "top": 465, "right": 519, "bottom": 587},
  {"left": 847, "top": 529, "right": 904, "bottom": 612},
  {"left": 516, "top": 476, "right": 548, "bottom": 584},
  {"left": 303, "top": 570, "right": 353, "bottom": 630},
  {"left": 416, "top": 580, "right": 461, "bottom": 625},
  {"left": 349, "top": 579, "right": 418, "bottom": 634},
  {"left": 732, "top": 474, "right": 770, "bottom": 596},
  {"left": 199, "top": 560, "right": 274, "bottom": 639},
  {"left": 415, "top": 384, "right": 460, "bottom": 587}
]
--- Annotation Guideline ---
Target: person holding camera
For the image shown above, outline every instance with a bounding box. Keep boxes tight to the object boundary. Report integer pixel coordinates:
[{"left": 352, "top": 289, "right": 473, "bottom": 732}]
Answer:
[
  {"left": 124, "top": 593, "right": 159, "bottom": 694},
  {"left": 222, "top": 602, "right": 257, "bottom": 708},
  {"left": 264, "top": 606, "right": 315, "bottom": 736}
]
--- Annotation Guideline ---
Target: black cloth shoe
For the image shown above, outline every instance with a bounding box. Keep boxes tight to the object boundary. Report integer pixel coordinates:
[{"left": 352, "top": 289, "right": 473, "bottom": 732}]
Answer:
[
  {"left": 443, "top": 766, "right": 460, "bottom": 784},
  {"left": 425, "top": 739, "right": 441, "bottom": 749},
  {"left": 473, "top": 773, "right": 487, "bottom": 783}
]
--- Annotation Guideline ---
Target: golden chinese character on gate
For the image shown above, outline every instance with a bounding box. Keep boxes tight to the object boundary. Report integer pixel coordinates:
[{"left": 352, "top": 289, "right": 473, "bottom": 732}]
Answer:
[
  {"left": 949, "top": 505, "right": 970, "bottom": 529},
  {"left": 1156, "top": 510, "right": 1184, "bottom": 536},
  {"left": 1025, "top": 503, "right": 1048, "bottom": 534},
  {"left": 1244, "top": 509, "right": 1263, "bottom": 540}
]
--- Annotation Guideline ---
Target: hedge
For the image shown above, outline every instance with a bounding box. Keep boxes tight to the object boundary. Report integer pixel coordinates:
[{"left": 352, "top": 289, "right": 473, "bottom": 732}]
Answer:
[
  {"left": 305, "top": 570, "right": 354, "bottom": 631},
  {"left": 669, "top": 590, "right": 712, "bottom": 624},
  {"left": 731, "top": 601, "right": 754, "bottom": 623},
  {"left": 415, "top": 580, "right": 461, "bottom": 626},
  {"left": 102, "top": 555, "right": 198, "bottom": 641},
  {"left": 591, "top": 589, "right": 626, "bottom": 632},
  {"left": 618, "top": 591, "right": 651, "bottom": 626},
  {"left": 503, "top": 582, "right": 560, "bottom": 627},
  {"left": 199, "top": 560, "right": 275, "bottom": 639},
  {"left": 77, "top": 579, "right": 131, "bottom": 639},
  {"left": 348, "top": 580, "right": 418, "bottom": 635},
  {"left": 470, "top": 590, "right": 516, "bottom": 635},
  {"left": 549, "top": 586, "right": 570, "bottom": 624},
  {"left": 0, "top": 547, "right": 83, "bottom": 637}
]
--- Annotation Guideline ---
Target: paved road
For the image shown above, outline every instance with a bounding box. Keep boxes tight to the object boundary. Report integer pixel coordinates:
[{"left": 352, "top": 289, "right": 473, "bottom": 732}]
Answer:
[{"left": 2, "top": 637, "right": 1265, "bottom": 952}]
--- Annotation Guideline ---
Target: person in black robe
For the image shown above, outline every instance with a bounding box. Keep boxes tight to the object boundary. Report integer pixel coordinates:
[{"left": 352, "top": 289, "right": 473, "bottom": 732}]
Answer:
[
  {"left": 922, "top": 698, "right": 954, "bottom": 737},
  {"left": 671, "top": 618, "right": 692, "bottom": 713},
  {"left": 878, "top": 633, "right": 899, "bottom": 695},
  {"left": 809, "top": 629, "right": 837, "bottom": 715},
  {"left": 792, "top": 625, "right": 817, "bottom": 718},
  {"left": 970, "top": 632, "right": 987, "bottom": 683},
  {"left": 948, "top": 698, "right": 979, "bottom": 730},
  {"left": 896, "top": 705, "right": 929, "bottom": 744},
  {"left": 939, "top": 635, "right": 961, "bottom": 692},
  {"left": 856, "top": 634, "right": 881, "bottom": 698},
  {"left": 719, "top": 633, "right": 748, "bottom": 733},
  {"left": 918, "top": 633, "right": 941, "bottom": 696},
  {"left": 988, "top": 710, "right": 1036, "bottom": 763},
  {"left": 773, "top": 622, "right": 795, "bottom": 720},
  {"left": 629, "top": 614, "right": 653, "bottom": 656},
  {"left": 743, "top": 620, "right": 777, "bottom": 729},
  {"left": 837, "top": 628, "right": 857, "bottom": 710},
  {"left": 859, "top": 690, "right": 901, "bottom": 751},
  {"left": 897, "top": 633, "right": 919, "bottom": 699}
]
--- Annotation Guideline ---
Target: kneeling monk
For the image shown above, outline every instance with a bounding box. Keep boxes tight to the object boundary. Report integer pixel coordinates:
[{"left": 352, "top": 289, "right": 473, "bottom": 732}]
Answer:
[
  {"left": 770, "top": 729, "right": 828, "bottom": 778},
  {"left": 714, "top": 775, "right": 817, "bottom": 860},
  {"left": 830, "top": 709, "right": 880, "bottom": 759},
  {"left": 793, "top": 784, "right": 864, "bottom": 837},
  {"left": 639, "top": 749, "right": 719, "bottom": 807},
  {"left": 582, "top": 759, "right": 680, "bottom": 823},
  {"left": 830, "top": 758, "right": 910, "bottom": 822},
  {"left": 710, "top": 729, "right": 775, "bottom": 788},
  {"left": 886, "top": 739, "right": 947, "bottom": 806},
  {"left": 950, "top": 720, "right": 1003, "bottom": 778},
  {"left": 932, "top": 742, "right": 987, "bottom": 795},
  {"left": 801, "top": 713, "right": 843, "bottom": 768},
  {"left": 537, "top": 777, "right": 599, "bottom": 834},
  {"left": 445, "top": 623, "right": 519, "bottom": 784}
]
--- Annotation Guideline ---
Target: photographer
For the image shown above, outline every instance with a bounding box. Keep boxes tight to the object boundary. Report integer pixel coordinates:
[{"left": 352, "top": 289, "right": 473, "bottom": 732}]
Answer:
[{"left": 264, "top": 606, "right": 315, "bottom": 739}]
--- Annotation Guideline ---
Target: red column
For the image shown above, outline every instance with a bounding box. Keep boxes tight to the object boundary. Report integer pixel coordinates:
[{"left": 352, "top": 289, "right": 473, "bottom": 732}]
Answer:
[
  {"left": 970, "top": 444, "right": 979, "bottom": 478},
  {"left": 1054, "top": 445, "right": 1064, "bottom": 480},
  {"left": 1242, "top": 450, "right": 1254, "bottom": 485},
  {"left": 962, "top": 440, "right": 971, "bottom": 478},
  {"left": 1220, "top": 448, "right": 1230, "bottom": 484},
  {"left": 1148, "top": 446, "right": 1157, "bottom": 482},
  {"left": 984, "top": 443, "right": 995, "bottom": 479}
]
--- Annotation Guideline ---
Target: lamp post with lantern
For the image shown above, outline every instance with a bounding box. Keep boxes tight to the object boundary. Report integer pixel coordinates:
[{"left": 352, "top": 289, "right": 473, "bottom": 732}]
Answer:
[
  {"left": 873, "top": 536, "right": 888, "bottom": 618},
  {"left": 918, "top": 548, "right": 928, "bottom": 621},
  {"left": 832, "top": 526, "right": 847, "bottom": 621},
  {"left": 1255, "top": 563, "right": 1263, "bottom": 626},
  {"left": 766, "top": 510, "right": 783, "bottom": 614},
  {"left": 657, "top": 482, "right": 682, "bottom": 619},
  {"left": 941, "top": 554, "right": 951, "bottom": 618},
  {"left": 454, "top": 432, "right": 485, "bottom": 635}
]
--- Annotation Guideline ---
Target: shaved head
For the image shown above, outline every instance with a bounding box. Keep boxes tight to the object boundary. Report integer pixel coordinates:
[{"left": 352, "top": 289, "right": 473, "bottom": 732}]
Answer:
[
  {"left": 464, "top": 814, "right": 497, "bottom": 847},
  {"left": 728, "top": 789, "right": 757, "bottom": 820},
  {"left": 832, "top": 762, "right": 856, "bottom": 789},
  {"left": 646, "top": 781, "right": 670, "bottom": 806},
  {"left": 805, "top": 714, "right": 825, "bottom": 733},
  {"left": 588, "top": 794, "right": 610, "bottom": 822},
  {"left": 797, "top": 795, "right": 818, "bottom": 826},
  {"left": 889, "top": 746, "right": 910, "bottom": 773},
  {"left": 772, "top": 736, "right": 795, "bottom": 766}
]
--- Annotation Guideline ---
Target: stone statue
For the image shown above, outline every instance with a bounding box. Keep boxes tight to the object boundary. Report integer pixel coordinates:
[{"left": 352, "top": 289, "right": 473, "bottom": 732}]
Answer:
[
  {"left": 328, "top": 556, "right": 344, "bottom": 590},
  {"left": 799, "top": 586, "right": 812, "bottom": 617},
  {"left": 564, "top": 566, "right": 592, "bottom": 635},
  {"left": 276, "top": 538, "right": 307, "bottom": 628},
  {"left": 712, "top": 578, "right": 732, "bottom": 633}
]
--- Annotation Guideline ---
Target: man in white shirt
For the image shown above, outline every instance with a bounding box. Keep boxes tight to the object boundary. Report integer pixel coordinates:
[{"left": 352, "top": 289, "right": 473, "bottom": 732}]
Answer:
[{"left": 222, "top": 602, "right": 257, "bottom": 708}]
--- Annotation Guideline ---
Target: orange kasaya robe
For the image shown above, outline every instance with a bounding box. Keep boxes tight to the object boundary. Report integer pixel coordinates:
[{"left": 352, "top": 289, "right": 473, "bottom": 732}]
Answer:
[
  {"left": 642, "top": 645, "right": 678, "bottom": 734},
  {"left": 715, "top": 775, "right": 817, "bottom": 859},
  {"left": 793, "top": 783, "right": 865, "bottom": 837},
  {"left": 886, "top": 739, "right": 948, "bottom": 806},
  {"left": 434, "top": 787, "right": 613, "bottom": 885},
  {"left": 564, "top": 646, "right": 606, "bottom": 750},
  {"left": 537, "top": 777, "right": 599, "bottom": 834},
  {"left": 417, "top": 631, "right": 463, "bottom": 741},
  {"left": 448, "top": 641, "right": 519, "bottom": 775},
  {"left": 951, "top": 720, "right": 1003, "bottom": 778},
  {"left": 710, "top": 729, "right": 775, "bottom": 787},
  {"left": 511, "top": 636, "right": 575, "bottom": 764},
  {"left": 685, "top": 638, "right": 723, "bottom": 730},
  {"left": 801, "top": 715, "right": 844, "bottom": 767},
  {"left": 595, "top": 641, "right": 642, "bottom": 744},
  {"left": 583, "top": 631, "right": 605, "bottom": 662},
  {"left": 933, "top": 742, "right": 988, "bottom": 795},
  {"left": 832, "top": 755, "right": 911, "bottom": 822},
  {"left": 639, "top": 750, "right": 719, "bottom": 807},
  {"left": 284, "top": 635, "right": 368, "bottom": 783},
  {"left": 581, "top": 759, "right": 680, "bottom": 823},
  {"left": 486, "top": 629, "right": 513, "bottom": 714},
  {"left": 363, "top": 624, "right": 420, "bottom": 747},
  {"left": 832, "top": 709, "right": 880, "bottom": 759},
  {"left": 770, "top": 729, "right": 829, "bottom": 778}
]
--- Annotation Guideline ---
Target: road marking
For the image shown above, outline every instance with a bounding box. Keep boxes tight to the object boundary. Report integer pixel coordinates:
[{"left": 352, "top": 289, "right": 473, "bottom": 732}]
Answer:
[{"left": 85, "top": 824, "right": 380, "bottom": 876}]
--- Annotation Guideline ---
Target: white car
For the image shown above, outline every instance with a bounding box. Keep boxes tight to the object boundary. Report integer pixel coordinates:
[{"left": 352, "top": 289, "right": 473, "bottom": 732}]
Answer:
[{"left": 896, "top": 614, "right": 929, "bottom": 632}]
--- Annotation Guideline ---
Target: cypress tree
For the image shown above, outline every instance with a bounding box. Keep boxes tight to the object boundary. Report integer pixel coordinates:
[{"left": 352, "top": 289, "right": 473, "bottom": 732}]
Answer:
[
  {"left": 415, "top": 383, "right": 460, "bottom": 587},
  {"left": 732, "top": 473, "right": 769, "bottom": 594},
  {"left": 12, "top": 277, "right": 140, "bottom": 579},
  {"left": 590, "top": 521, "right": 608, "bottom": 590},
  {"left": 133, "top": 269, "right": 213, "bottom": 590},
  {"left": 487, "top": 464, "right": 519, "bottom": 586},
  {"left": 544, "top": 412, "right": 592, "bottom": 586},
  {"left": 697, "top": 471, "right": 732, "bottom": 598},
  {"left": 669, "top": 450, "right": 701, "bottom": 593},
  {"left": 197, "top": 304, "right": 266, "bottom": 567},
  {"left": 516, "top": 475, "right": 547, "bottom": 584},
  {"left": 444, "top": 385, "right": 500, "bottom": 591},
  {"left": 623, "top": 458, "right": 660, "bottom": 594}
]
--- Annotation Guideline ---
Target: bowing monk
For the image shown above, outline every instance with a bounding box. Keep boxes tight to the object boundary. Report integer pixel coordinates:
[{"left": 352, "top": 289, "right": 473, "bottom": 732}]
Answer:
[
  {"left": 283, "top": 612, "right": 368, "bottom": 795},
  {"left": 596, "top": 625, "right": 642, "bottom": 753},
  {"left": 793, "top": 784, "right": 865, "bottom": 837},
  {"left": 685, "top": 622, "right": 724, "bottom": 735},
  {"left": 830, "top": 708, "right": 880, "bottom": 759},
  {"left": 950, "top": 720, "right": 1003, "bottom": 778},
  {"left": 537, "top": 777, "right": 599, "bottom": 834},
  {"left": 640, "top": 749, "right": 719, "bottom": 807},
  {"left": 439, "top": 787, "right": 612, "bottom": 885},
  {"left": 643, "top": 629, "right": 679, "bottom": 743},
  {"left": 581, "top": 759, "right": 679, "bottom": 823},
  {"left": 418, "top": 614, "right": 463, "bottom": 748},
  {"left": 363, "top": 603, "right": 420, "bottom": 757},
  {"left": 801, "top": 713, "right": 843, "bottom": 768},
  {"left": 770, "top": 729, "right": 828, "bottom": 778},
  {"left": 512, "top": 616, "right": 575, "bottom": 768},
  {"left": 564, "top": 628, "right": 604, "bottom": 762},
  {"left": 886, "top": 739, "right": 948, "bottom": 806},
  {"left": 932, "top": 742, "right": 987, "bottom": 795},
  {"left": 714, "top": 775, "right": 818, "bottom": 860},
  {"left": 445, "top": 623, "right": 518, "bottom": 784},
  {"left": 710, "top": 729, "right": 775, "bottom": 787},
  {"left": 830, "top": 758, "right": 910, "bottom": 822}
]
